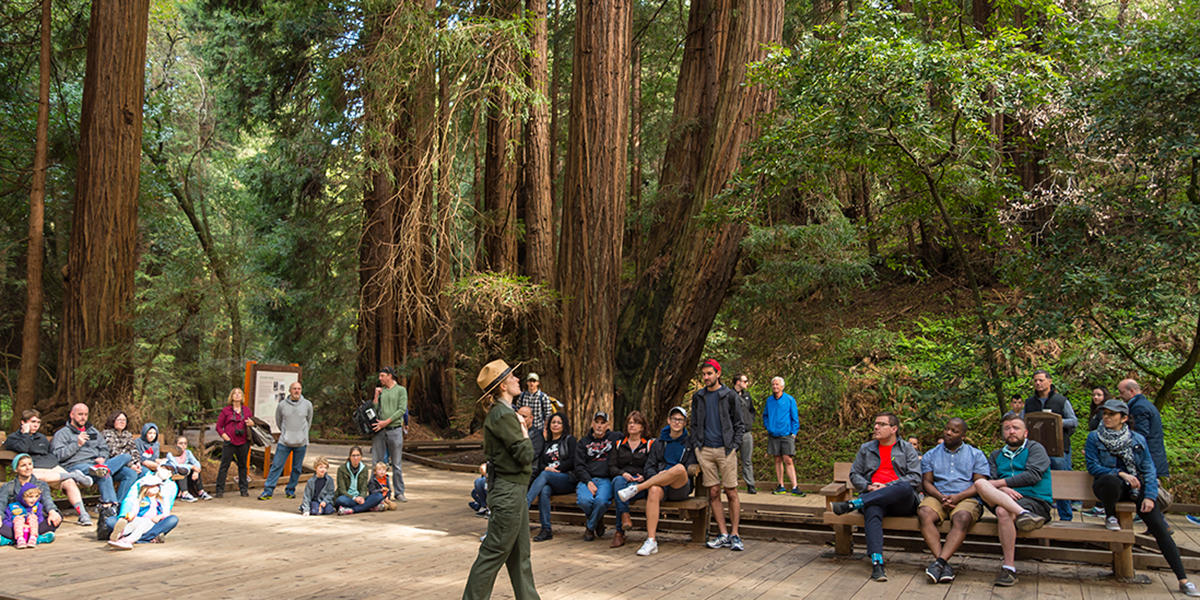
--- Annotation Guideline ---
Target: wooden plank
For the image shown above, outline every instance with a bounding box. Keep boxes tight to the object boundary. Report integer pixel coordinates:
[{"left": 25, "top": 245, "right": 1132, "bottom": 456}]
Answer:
[
  {"left": 708, "top": 543, "right": 824, "bottom": 600},
  {"left": 1035, "top": 563, "right": 1083, "bottom": 600}
]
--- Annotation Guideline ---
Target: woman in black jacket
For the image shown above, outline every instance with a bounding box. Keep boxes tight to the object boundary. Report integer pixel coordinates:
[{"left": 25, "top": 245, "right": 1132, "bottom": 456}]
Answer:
[
  {"left": 525, "top": 413, "right": 576, "bottom": 542},
  {"left": 608, "top": 410, "right": 653, "bottom": 548}
]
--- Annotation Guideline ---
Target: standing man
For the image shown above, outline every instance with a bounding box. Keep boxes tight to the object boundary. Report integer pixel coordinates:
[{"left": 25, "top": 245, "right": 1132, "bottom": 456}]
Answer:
[
  {"left": 830, "top": 412, "right": 921, "bottom": 582},
  {"left": 1023, "top": 369, "right": 1077, "bottom": 521},
  {"left": 515, "top": 372, "right": 553, "bottom": 433},
  {"left": 51, "top": 403, "right": 122, "bottom": 508},
  {"left": 974, "top": 413, "right": 1052, "bottom": 587},
  {"left": 690, "top": 359, "right": 746, "bottom": 551},
  {"left": 762, "top": 376, "right": 802, "bottom": 496},
  {"left": 372, "top": 366, "right": 408, "bottom": 502},
  {"left": 463, "top": 359, "right": 539, "bottom": 600},
  {"left": 259, "top": 381, "right": 313, "bottom": 500},
  {"left": 917, "top": 418, "right": 990, "bottom": 584},
  {"left": 732, "top": 374, "right": 757, "bottom": 494},
  {"left": 1119, "top": 379, "right": 1168, "bottom": 480}
]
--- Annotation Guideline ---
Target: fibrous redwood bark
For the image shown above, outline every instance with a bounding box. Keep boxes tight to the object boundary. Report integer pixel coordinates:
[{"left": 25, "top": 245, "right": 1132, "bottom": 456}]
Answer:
[
  {"left": 481, "top": 0, "right": 523, "bottom": 273},
  {"left": 524, "top": 0, "right": 556, "bottom": 376},
  {"left": 557, "top": 0, "right": 632, "bottom": 434},
  {"left": 52, "top": 0, "right": 151, "bottom": 415}
]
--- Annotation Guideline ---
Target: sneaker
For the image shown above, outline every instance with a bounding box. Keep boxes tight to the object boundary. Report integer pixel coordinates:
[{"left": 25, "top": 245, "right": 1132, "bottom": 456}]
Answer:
[
  {"left": 468, "top": 501, "right": 481, "bottom": 512},
  {"left": 150, "top": 534, "right": 166, "bottom": 544},
  {"left": 1106, "top": 516, "right": 1121, "bottom": 531},
  {"left": 107, "top": 539, "right": 134, "bottom": 550},
  {"left": 925, "top": 561, "right": 944, "bottom": 583},
  {"left": 994, "top": 568, "right": 1018, "bottom": 587},
  {"left": 36, "top": 532, "right": 54, "bottom": 544},
  {"left": 1086, "top": 506, "right": 1106, "bottom": 517},
  {"left": 395, "top": 494, "right": 408, "bottom": 503},
  {"left": 257, "top": 493, "right": 272, "bottom": 501},
  {"left": 729, "top": 535, "right": 744, "bottom": 551},
  {"left": 790, "top": 487, "right": 807, "bottom": 497},
  {"left": 76, "top": 512, "right": 93, "bottom": 526},
  {"left": 475, "top": 507, "right": 490, "bottom": 518},
  {"left": 617, "top": 485, "right": 640, "bottom": 503},
  {"left": 179, "top": 491, "right": 198, "bottom": 503},
  {"left": 595, "top": 522, "right": 606, "bottom": 539},
  {"left": 1015, "top": 511, "right": 1046, "bottom": 532},
  {"left": 637, "top": 538, "right": 659, "bottom": 556},
  {"left": 533, "top": 529, "right": 553, "bottom": 542},
  {"left": 337, "top": 507, "right": 354, "bottom": 515},
  {"left": 706, "top": 534, "right": 731, "bottom": 549},
  {"left": 240, "top": 490, "right": 249, "bottom": 497},
  {"left": 772, "top": 486, "right": 788, "bottom": 495},
  {"left": 871, "top": 563, "right": 888, "bottom": 582},
  {"left": 583, "top": 528, "right": 595, "bottom": 542},
  {"left": 1181, "top": 582, "right": 1200, "bottom": 597},
  {"left": 938, "top": 563, "right": 955, "bottom": 583},
  {"left": 1186, "top": 515, "right": 1200, "bottom": 527},
  {"left": 746, "top": 485, "right": 757, "bottom": 494},
  {"left": 831, "top": 501, "right": 855, "bottom": 515},
  {"left": 198, "top": 491, "right": 214, "bottom": 500},
  {"left": 71, "top": 471, "right": 94, "bottom": 487},
  {"left": 285, "top": 493, "right": 296, "bottom": 499}
]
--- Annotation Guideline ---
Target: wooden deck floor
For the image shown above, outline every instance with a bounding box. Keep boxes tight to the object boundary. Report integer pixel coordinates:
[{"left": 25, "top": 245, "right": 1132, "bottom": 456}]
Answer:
[{"left": 3, "top": 463, "right": 1192, "bottom": 600}]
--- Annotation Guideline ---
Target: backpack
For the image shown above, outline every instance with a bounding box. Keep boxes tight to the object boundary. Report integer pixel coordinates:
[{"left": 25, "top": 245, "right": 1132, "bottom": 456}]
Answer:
[
  {"left": 353, "top": 401, "right": 379, "bottom": 437},
  {"left": 95, "top": 503, "right": 119, "bottom": 540}
]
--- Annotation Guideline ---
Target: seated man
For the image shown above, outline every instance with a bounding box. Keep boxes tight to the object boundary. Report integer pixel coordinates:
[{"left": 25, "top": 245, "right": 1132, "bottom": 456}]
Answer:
[
  {"left": 973, "top": 412, "right": 1051, "bottom": 587},
  {"left": 830, "top": 412, "right": 921, "bottom": 582},
  {"left": 616, "top": 406, "right": 698, "bottom": 556},
  {"left": 917, "top": 418, "right": 989, "bottom": 584},
  {"left": 5, "top": 409, "right": 93, "bottom": 524},
  {"left": 50, "top": 403, "right": 122, "bottom": 507}
]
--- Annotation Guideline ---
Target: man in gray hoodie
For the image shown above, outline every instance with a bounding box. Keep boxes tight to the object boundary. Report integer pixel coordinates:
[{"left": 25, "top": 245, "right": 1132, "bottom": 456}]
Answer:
[{"left": 259, "top": 381, "right": 313, "bottom": 500}]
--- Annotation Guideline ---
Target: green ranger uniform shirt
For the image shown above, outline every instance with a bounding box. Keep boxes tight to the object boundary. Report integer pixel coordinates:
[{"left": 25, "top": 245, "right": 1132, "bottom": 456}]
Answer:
[{"left": 484, "top": 401, "right": 534, "bottom": 484}]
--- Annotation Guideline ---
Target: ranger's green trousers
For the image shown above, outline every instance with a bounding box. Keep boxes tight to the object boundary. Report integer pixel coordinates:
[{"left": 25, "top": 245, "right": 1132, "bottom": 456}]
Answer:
[{"left": 462, "top": 477, "right": 540, "bottom": 600}]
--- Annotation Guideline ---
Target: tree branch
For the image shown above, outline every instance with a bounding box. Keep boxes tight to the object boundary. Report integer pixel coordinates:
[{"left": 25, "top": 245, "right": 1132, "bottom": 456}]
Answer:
[
  {"left": 1087, "top": 311, "right": 1165, "bottom": 380},
  {"left": 1155, "top": 307, "right": 1200, "bottom": 408}
]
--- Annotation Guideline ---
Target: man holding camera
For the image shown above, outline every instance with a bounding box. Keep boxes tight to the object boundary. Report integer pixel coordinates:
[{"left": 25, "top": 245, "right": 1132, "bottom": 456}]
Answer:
[
  {"left": 51, "top": 403, "right": 121, "bottom": 506},
  {"left": 372, "top": 366, "right": 408, "bottom": 502}
]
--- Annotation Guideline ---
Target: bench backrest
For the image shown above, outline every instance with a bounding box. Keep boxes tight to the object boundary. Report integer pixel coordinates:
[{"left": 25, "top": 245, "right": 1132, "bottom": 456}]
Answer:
[{"left": 831, "top": 461, "right": 1099, "bottom": 501}]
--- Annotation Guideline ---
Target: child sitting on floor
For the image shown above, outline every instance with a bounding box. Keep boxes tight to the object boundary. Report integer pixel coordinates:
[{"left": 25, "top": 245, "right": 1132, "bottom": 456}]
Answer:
[
  {"left": 300, "top": 457, "right": 336, "bottom": 516},
  {"left": 368, "top": 462, "right": 396, "bottom": 511},
  {"left": 4, "top": 483, "right": 46, "bottom": 549},
  {"left": 108, "top": 475, "right": 169, "bottom": 550}
]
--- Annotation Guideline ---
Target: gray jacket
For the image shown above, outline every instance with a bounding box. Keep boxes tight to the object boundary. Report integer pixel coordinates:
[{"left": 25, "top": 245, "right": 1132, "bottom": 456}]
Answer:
[
  {"left": 276, "top": 395, "right": 313, "bottom": 448},
  {"left": 848, "top": 438, "right": 922, "bottom": 494},
  {"left": 0, "top": 477, "right": 58, "bottom": 516},
  {"left": 50, "top": 423, "right": 110, "bottom": 466},
  {"left": 300, "top": 473, "right": 336, "bottom": 514}
]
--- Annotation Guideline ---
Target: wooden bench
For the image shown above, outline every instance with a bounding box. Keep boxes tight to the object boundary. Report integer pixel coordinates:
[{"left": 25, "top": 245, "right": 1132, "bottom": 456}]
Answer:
[
  {"left": 0, "top": 447, "right": 185, "bottom": 484},
  {"left": 820, "top": 461, "right": 1139, "bottom": 580},
  {"left": 532, "top": 493, "right": 712, "bottom": 542}
]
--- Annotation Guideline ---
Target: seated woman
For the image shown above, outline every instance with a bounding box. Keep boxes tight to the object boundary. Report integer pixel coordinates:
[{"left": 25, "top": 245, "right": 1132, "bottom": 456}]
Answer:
[
  {"left": 1086, "top": 399, "right": 1199, "bottom": 597},
  {"left": 335, "top": 446, "right": 382, "bottom": 514},
  {"left": 300, "top": 457, "right": 336, "bottom": 515},
  {"left": 525, "top": 413, "right": 576, "bottom": 541},
  {"left": 102, "top": 411, "right": 145, "bottom": 501},
  {"left": 615, "top": 406, "right": 698, "bottom": 556},
  {"left": 0, "top": 454, "right": 63, "bottom": 546},
  {"left": 164, "top": 434, "right": 212, "bottom": 501},
  {"left": 4, "top": 410, "right": 91, "bottom": 525},
  {"left": 573, "top": 411, "right": 622, "bottom": 542},
  {"left": 609, "top": 410, "right": 653, "bottom": 548}
]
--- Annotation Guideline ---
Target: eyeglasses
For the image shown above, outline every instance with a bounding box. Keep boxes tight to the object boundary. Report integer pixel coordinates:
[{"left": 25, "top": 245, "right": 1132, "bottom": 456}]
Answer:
[{"left": 873, "top": 421, "right": 893, "bottom": 427}]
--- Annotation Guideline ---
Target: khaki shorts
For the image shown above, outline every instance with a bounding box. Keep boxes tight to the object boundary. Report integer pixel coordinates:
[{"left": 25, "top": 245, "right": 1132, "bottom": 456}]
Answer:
[
  {"left": 698, "top": 446, "right": 739, "bottom": 489},
  {"left": 918, "top": 495, "right": 983, "bottom": 524}
]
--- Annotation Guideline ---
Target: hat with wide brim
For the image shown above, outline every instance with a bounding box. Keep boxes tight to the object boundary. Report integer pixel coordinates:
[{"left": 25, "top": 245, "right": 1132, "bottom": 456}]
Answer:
[{"left": 477, "top": 359, "right": 522, "bottom": 400}]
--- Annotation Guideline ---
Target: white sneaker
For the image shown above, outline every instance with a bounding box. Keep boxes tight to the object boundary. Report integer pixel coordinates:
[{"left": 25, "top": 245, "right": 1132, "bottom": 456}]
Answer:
[
  {"left": 107, "top": 538, "right": 133, "bottom": 550},
  {"left": 637, "top": 538, "right": 658, "bottom": 556},
  {"left": 1106, "top": 516, "right": 1121, "bottom": 531},
  {"left": 617, "top": 485, "right": 640, "bottom": 503},
  {"left": 179, "top": 491, "right": 197, "bottom": 503}
]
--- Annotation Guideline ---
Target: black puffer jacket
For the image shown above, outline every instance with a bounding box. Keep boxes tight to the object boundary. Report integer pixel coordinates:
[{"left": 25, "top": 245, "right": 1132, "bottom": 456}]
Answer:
[{"left": 608, "top": 436, "right": 654, "bottom": 479}]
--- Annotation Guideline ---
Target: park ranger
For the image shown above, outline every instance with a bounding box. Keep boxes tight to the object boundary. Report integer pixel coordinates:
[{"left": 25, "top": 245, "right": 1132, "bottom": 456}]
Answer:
[{"left": 462, "top": 359, "right": 540, "bottom": 600}]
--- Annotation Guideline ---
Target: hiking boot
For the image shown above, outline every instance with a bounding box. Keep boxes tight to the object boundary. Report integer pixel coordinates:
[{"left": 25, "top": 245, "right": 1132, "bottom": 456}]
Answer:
[
  {"left": 1014, "top": 511, "right": 1046, "bottom": 532},
  {"left": 938, "top": 563, "right": 956, "bottom": 583},
  {"left": 583, "top": 528, "right": 595, "bottom": 542},
  {"left": 730, "top": 535, "right": 745, "bottom": 551},
  {"left": 611, "top": 530, "right": 626, "bottom": 548},
  {"left": 533, "top": 528, "right": 553, "bottom": 542},
  {"left": 870, "top": 563, "right": 887, "bottom": 582},
  {"left": 706, "top": 534, "right": 731, "bottom": 549},
  {"left": 746, "top": 485, "right": 757, "bottom": 494},
  {"left": 994, "top": 568, "right": 1018, "bottom": 587},
  {"left": 617, "top": 485, "right": 640, "bottom": 503},
  {"left": 790, "top": 487, "right": 807, "bottom": 497},
  {"left": 831, "top": 501, "right": 855, "bottom": 515},
  {"left": 772, "top": 485, "right": 788, "bottom": 495},
  {"left": 1106, "top": 516, "right": 1121, "bottom": 531},
  {"left": 925, "top": 560, "right": 943, "bottom": 583},
  {"left": 637, "top": 538, "right": 658, "bottom": 556}
]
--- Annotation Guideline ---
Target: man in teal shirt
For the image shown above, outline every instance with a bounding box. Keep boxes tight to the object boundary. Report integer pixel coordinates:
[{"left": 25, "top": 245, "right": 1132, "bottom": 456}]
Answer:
[{"left": 372, "top": 366, "right": 408, "bottom": 502}]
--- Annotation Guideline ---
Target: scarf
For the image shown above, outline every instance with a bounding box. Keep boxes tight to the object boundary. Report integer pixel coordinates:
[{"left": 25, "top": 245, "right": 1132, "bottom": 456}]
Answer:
[{"left": 1097, "top": 425, "right": 1138, "bottom": 479}]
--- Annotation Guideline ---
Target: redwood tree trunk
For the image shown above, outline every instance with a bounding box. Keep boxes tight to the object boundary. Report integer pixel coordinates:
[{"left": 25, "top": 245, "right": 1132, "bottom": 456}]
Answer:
[
  {"left": 13, "top": 0, "right": 52, "bottom": 428},
  {"left": 52, "top": 0, "right": 150, "bottom": 416},
  {"left": 617, "top": 0, "right": 784, "bottom": 423},
  {"left": 524, "top": 0, "right": 556, "bottom": 377},
  {"left": 557, "top": 0, "right": 631, "bottom": 434},
  {"left": 481, "top": 0, "right": 522, "bottom": 273}
]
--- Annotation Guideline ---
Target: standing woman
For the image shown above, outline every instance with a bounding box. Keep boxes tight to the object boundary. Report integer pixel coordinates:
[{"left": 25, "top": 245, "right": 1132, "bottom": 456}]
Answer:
[
  {"left": 463, "top": 360, "right": 539, "bottom": 600},
  {"left": 215, "top": 388, "right": 255, "bottom": 497},
  {"left": 1085, "top": 399, "right": 1200, "bottom": 597},
  {"left": 1087, "top": 386, "right": 1112, "bottom": 432}
]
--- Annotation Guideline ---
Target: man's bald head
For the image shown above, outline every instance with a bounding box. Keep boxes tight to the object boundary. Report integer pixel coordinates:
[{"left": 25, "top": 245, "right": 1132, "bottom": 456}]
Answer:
[
  {"left": 1118, "top": 379, "right": 1141, "bottom": 401},
  {"left": 69, "top": 403, "right": 89, "bottom": 427}
]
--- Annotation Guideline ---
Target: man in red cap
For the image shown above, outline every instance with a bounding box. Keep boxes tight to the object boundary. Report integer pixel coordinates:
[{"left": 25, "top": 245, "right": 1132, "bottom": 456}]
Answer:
[{"left": 690, "top": 358, "right": 747, "bottom": 551}]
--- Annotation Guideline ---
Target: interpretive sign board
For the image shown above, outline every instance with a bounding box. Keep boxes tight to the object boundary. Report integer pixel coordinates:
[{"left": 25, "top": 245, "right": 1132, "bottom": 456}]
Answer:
[{"left": 245, "top": 363, "right": 302, "bottom": 433}]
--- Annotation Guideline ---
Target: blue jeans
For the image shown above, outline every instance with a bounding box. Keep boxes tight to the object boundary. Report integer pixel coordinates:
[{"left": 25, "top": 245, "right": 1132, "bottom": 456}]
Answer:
[
  {"left": 575, "top": 478, "right": 613, "bottom": 531},
  {"left": 611, "top": 476, "right": 647, "bottom": 530},
  {"left": 335, "top": 492, "right": 383, "bottom": 513},
  {"left": 526, "top": 471, "right": 574, "bottom": 530},
  {"left": 1050, "top": 451, "right": 1072, "bottom": 521},
  {"left": 309, "top": 501, "right": 335, "bottom": 515},
  {"left": 471, "top": 476, "right": 488, "bottom": 510},
  {"left": 103, "top": 514, "right": 178, "bottom": 542},
  {"left": 108, "top": 454, "right": 139, "bottom": 502},
  {"left": 66, "top": 460, "right": 117, "bottom": 503},
  {"left": 262, "top": 444, "right": 306, "bottom": 497}
]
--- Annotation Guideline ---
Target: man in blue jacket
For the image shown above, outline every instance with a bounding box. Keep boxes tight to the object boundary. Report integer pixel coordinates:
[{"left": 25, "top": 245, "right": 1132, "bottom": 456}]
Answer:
[
  {"left": 762, "top": 376, "right": 801, "bottom": 496},
  {"left": 1118, "top": 379, "right": 1168, "bottom": 479}
]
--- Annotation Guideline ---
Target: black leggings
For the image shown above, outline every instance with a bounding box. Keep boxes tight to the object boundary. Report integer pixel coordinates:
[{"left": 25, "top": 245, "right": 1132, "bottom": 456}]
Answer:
[
  {"left": 1093, "top": 473, "right": 1186, "bottom": 580},
  {"left": 183, "top": 472, "right": 207, "bottom": 496},
  {"left": 216, "top": 441, "right": 249, "bottom": 494}
]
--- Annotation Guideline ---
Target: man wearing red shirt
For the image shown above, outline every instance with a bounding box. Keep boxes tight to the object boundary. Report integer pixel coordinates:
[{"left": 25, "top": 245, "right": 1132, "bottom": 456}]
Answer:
[{"left": 831, "top": 412, "right": 922, "bottom": 582}]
